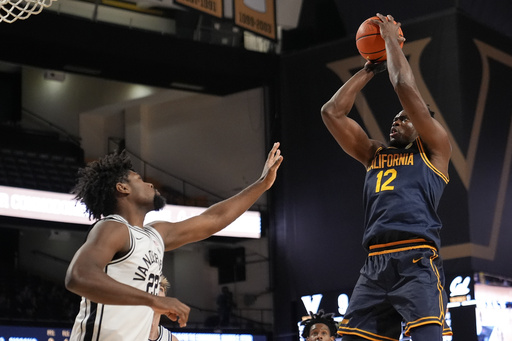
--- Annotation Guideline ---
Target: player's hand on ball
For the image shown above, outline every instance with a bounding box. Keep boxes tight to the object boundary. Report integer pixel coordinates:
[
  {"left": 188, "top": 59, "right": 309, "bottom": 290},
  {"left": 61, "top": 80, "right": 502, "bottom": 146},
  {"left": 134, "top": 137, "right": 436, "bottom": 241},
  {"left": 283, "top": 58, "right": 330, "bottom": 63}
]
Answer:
[{"left": 365, "top": 61, "right": 387, "bottom": 75}]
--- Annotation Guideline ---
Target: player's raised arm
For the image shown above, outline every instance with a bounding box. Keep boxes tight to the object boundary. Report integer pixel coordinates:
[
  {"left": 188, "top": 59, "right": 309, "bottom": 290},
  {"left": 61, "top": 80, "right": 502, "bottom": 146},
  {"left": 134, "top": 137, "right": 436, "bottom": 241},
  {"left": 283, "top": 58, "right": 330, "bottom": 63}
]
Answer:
[
  {"left": 321, "top": 63, "right": 385, "bottom": 167},
  {"left": 375, "top": 13, "right": 451, "bottom": 176}
]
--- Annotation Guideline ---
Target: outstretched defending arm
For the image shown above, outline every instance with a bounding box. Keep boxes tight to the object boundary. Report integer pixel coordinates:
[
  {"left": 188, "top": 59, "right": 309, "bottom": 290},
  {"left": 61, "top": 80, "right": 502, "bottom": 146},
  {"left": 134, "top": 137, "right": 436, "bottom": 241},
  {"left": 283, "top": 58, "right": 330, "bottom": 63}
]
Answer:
[{"left": 153, "top": 142, "right": 283, "bottom": 251}]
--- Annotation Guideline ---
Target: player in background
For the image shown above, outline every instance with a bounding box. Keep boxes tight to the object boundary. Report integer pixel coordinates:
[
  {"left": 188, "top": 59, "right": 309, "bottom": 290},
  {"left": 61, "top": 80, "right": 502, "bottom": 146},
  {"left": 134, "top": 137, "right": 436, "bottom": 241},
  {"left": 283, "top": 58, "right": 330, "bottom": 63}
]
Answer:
[
  {"left": 149, "top": 275, "right": 180, "bottom": 341},
  {"left": 300, "top": 310, "right": 339, "bottom": 341}
]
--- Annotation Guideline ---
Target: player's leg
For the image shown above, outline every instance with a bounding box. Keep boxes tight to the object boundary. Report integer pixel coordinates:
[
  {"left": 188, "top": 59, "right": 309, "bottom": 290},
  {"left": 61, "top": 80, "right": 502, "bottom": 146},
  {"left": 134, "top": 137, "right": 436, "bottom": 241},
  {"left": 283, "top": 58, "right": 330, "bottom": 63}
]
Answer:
[
  {"left": 391, "top": 247, "right": 450, "bottom": 339},
  {"left": 408, "top": 323, "right": 442, "bottom": 341},
  {"left": 339, "top": 253, "right": 402, "bottom": 341}
]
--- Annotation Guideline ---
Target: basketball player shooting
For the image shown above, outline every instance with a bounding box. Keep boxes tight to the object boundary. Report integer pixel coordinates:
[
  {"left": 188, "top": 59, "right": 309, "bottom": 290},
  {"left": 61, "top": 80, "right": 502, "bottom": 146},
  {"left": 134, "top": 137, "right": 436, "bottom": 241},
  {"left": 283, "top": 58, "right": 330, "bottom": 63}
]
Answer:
[
  {"left": 321, "top": 13, "right": 452, "bottom": 341},
  {"left": 65, "top": 143, "right": 283, "bottom": 341}
]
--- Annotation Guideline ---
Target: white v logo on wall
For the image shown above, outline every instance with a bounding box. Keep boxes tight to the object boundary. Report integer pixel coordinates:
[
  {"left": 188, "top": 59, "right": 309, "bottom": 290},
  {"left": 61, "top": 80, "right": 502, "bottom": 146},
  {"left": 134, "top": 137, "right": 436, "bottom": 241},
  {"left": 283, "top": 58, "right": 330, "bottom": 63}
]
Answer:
[
  {"left": 301, "top": 294, "right": 323, "bottom": 314},
  {"left": 300, "top": 292, "right": 349, "bottom": 316}
]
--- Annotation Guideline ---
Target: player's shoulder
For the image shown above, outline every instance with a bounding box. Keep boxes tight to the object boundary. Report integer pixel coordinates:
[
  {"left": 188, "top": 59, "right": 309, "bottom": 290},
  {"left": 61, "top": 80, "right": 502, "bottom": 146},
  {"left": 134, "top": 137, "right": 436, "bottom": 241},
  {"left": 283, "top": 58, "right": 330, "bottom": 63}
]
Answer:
[
  {"left": 87, "top": 216, "right": 129, "bottom": 239},
  {"left": 95, "top": 216, "right": 128, "bottom": 228},
  {"left": 368, "top": 139, "right": 387, "bottom": 156}
]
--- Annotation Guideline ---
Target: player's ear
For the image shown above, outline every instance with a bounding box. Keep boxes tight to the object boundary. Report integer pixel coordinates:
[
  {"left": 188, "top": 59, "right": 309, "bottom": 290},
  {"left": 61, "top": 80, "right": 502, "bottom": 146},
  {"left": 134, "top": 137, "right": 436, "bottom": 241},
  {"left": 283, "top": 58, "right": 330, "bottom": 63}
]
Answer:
[{"left": 116, "top": 182, "right": 130, "bottom": 194}]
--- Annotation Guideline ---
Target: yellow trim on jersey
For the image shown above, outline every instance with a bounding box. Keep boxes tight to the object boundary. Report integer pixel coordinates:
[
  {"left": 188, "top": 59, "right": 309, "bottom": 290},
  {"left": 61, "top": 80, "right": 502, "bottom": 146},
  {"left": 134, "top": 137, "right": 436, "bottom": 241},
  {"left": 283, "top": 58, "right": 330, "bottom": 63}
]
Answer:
[
  {"left": 443, "top": 328, "right": 454, "bottom": 336},
  {"left": 366, "top": 146, "right": 385, "bottom": 172},
  {"left": 368, "top": 244, "right": 437, "bottom": 257},
  {"left": 368, "top": 238, "right": 437, "bottom": 256},
  {"left": 369, "top": 238, "right": 429, "bottom": 250},
  {"left": 416, "top": 138, "right": 449, "bottom": 184}
]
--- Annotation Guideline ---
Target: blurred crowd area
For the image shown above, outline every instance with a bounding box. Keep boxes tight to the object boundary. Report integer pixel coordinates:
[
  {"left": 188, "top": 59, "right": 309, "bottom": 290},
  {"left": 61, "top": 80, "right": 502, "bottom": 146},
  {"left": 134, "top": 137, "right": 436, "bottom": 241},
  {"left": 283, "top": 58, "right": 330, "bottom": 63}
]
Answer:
[{"left": 0, "top": 270, "right": 79, "bottom": 324}]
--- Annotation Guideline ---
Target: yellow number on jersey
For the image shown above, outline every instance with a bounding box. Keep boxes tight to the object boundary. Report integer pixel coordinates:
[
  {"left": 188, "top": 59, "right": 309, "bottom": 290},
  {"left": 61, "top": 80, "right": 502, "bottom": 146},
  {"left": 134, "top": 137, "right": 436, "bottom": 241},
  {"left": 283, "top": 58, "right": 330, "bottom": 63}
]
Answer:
[{"left": 375, "top": 169, "right": 397, "bottom": 193}]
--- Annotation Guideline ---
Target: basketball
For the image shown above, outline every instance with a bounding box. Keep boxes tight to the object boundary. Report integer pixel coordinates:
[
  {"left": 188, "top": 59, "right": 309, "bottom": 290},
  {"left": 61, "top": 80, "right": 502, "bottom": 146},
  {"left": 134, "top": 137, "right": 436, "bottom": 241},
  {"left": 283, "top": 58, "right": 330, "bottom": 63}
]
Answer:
[{"left": 355, "top": 16, "right": 404, "bottom": 62}]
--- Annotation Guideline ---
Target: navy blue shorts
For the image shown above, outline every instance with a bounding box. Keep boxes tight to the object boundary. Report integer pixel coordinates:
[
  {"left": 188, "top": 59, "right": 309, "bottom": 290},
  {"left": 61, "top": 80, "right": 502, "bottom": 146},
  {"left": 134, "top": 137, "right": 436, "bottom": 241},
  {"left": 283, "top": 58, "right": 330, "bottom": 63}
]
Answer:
[{"left": 338, "top": 239, "right": 452, "bottom": 341}]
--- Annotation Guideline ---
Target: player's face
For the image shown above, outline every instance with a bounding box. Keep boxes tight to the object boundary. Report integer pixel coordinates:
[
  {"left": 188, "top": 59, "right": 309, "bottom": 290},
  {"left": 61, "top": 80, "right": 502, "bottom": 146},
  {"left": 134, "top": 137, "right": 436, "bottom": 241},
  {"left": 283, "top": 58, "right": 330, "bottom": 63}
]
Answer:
[
  {"left": 158, "top": 285, "right": 166, "bottom": 297},
  {"left": 389, "top": 111, "right": 417, "bottom": 147},
  {"left": 307, "top": 324, "right": 333, "bottom": 341},
  {"left": 153, "top": 192, "right": 166, "bottom": 211},
  {"left": 126, "top": 171, "right": 166, "bottom": 211}
]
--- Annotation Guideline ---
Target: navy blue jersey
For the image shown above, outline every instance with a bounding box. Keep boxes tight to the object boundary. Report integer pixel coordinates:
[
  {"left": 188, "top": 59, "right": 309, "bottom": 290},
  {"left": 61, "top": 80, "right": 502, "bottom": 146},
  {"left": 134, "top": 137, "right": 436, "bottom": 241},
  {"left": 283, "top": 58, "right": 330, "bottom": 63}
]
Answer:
[{"left": 362, "top": 138, "right": 448, "bottom": 251}]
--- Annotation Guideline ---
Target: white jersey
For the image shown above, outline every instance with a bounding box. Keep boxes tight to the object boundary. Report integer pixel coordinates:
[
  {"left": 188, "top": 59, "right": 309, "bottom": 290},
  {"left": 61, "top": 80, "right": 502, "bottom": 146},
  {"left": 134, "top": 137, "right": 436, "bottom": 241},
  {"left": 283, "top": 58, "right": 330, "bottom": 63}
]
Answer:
[
  {"left": 151, "top": 325, "right": 174, "bottom": 341},
  {"left": 70, "top": 214, "right": 165, "bottom": 341}
]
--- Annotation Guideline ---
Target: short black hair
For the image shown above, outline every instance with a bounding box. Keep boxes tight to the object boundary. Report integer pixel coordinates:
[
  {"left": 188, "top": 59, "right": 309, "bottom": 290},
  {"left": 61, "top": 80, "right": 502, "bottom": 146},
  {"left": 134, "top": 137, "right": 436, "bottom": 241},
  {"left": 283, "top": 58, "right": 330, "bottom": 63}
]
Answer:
[
  {"left": 72, "top": 150, "right": 132, "bottom": 220},
  {"left": 300, "top": 310, "right": 338, "bottom": 339}
]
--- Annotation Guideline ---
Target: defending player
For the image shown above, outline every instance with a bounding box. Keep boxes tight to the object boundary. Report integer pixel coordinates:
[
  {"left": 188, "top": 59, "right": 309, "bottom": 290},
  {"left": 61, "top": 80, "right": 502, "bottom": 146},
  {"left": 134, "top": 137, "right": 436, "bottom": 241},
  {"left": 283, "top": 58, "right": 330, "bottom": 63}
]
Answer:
[{"left": 65, "top": 143, "right": 283, "bottom": 341}]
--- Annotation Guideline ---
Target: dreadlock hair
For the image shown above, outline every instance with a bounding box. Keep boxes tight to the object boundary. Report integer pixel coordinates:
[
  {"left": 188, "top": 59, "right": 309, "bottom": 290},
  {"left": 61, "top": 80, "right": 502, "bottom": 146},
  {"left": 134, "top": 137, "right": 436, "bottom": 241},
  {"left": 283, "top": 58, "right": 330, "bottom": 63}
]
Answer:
[
  {"left": 300, "top": 310, "right": 338, "bottom": 339},
  {"left": 72, "top": 150, "right": 133, "bottom": 221}
]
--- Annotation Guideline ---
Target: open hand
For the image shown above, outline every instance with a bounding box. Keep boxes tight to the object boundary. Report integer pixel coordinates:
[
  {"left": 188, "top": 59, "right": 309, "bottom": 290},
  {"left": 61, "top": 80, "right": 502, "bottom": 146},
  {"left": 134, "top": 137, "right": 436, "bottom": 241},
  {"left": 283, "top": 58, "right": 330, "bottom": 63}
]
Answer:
[
  {"left": 373, "top": 13, "right": 406, "bottom": 44},
  {"left": 259, "top": 142, "right": 284, "bottom": 189}
]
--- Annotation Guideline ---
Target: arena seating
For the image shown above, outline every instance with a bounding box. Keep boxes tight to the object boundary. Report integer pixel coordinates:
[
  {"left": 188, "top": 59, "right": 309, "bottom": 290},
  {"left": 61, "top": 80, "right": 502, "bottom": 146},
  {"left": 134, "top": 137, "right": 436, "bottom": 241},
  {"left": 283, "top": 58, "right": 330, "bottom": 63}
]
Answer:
[{"left": 0, "top": 125, "right": 84, "bottom": 193}]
